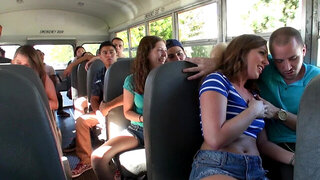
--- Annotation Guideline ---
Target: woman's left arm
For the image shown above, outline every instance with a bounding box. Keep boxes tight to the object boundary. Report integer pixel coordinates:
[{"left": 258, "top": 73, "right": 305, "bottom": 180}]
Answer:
[
  {"left": 44, "top": 74, "right": 58, "bottom": 110},
  {"left": 123, "top": 89, "right": 142, "bottom": 122}
]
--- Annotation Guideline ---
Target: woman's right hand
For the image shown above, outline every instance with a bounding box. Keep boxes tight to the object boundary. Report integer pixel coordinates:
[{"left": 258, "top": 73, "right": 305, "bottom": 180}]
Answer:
[{"left": 248, "top": 98, "right": 267, "bottom": 118}]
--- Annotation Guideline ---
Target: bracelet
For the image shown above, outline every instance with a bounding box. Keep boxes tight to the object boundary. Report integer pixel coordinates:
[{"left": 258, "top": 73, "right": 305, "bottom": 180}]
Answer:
[
  {"left": 289, "top": 154, "right": 295, "bottom": 166},
  {"left": 138, "top": 115, "right": 142, "bottom": 122}
]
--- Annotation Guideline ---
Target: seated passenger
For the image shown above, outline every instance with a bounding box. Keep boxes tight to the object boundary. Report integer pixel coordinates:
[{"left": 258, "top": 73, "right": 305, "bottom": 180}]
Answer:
[
  {"left": 0, "top": 47, "right": 5, "bottom": 57},
  {"left": 36, "top": 49, "right": 70, "bottom": 117},
  {"left": 0, "top": 47, "right": 11, "bottom": 63},
  {"left": 91, "top": 35, "right": 166, "bottom": 180},
  {"left": 84, "top": 37, "right": 126, "bottom": 71},
  {"left": 64, "top": 46, "right": 86, "bottom": 99},
  {"left": 71, "top": 41, "right": 122, "bottom": 178},
  {"left": 165, "top": 38, "right": 223, "bottom": 80},
  {"left": 189, "top": 34, "right": 289, "bottom": 179},
  {"left": 11, "top": 45, "right": 58, "bottom": 110},
  {"left": 112, "top": 37, "right": 126, "bottom": 58},
  {"left": 63, "top": 51, "right": 94, "bottom": 76},
  {"left": 166, "top": 39, "right": 187, "bottom": 62},
  {"left": 0, "top": 26, "right": 11, "bottom": 63},
  {"left": 258, "top": 27, "right": 320, "bottom": 180}
]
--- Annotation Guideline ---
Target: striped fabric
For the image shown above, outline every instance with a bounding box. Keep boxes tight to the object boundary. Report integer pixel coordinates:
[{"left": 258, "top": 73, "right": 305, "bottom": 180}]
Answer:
[{"left": 199, "top": 72, "right": 265, "bottom": 139}]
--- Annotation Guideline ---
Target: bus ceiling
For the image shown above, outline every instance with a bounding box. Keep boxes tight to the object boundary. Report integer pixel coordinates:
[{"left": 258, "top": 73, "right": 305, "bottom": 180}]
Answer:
[{"left": 0, "top": 0, "right": 202, "bottom": 44}]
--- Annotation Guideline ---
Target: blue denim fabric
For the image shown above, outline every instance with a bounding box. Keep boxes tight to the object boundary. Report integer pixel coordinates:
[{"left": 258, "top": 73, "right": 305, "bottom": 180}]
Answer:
[
  {"left": 127, "top": 124, "right": 144, "bottom": 147},
  {"left": 189, "top": 150, "right": 268, "bottom": 180}
]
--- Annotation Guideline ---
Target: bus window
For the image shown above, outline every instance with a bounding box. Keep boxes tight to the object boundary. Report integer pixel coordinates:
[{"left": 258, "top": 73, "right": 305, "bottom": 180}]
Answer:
[
  {"left": 184, "top": 45, "right": 213, "bottom": 58},
  {"left": 227, "top": 0, "right": 302, "bottom": 36},
  {"left": 116, "top": 30, "right": 130, "bottom": 57},
  {"left": 130, "top": 24, "right": 146, "bottom": 48},
  {"left": 130, "top": 24, "right": 145, "bottom": 58},
  {"left": 0, "top": 45, "right": 20, "bottom": 59},
  {"left": 83, "top": 43, "right": 100, "bottom": 55},
  {"left": 34, "top": 44, "right": 73, "bottom": 70},
  {"left": 149, "top": 16, "right": 173, "bottom": 40},
  {"left": 178, "top": 3, "right": 218, "bottom": 41}
]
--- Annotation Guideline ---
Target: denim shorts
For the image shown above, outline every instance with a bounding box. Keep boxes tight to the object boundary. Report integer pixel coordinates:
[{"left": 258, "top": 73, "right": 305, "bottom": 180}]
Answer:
[
  {"left": 127, "top": 124, "right": 144, "bottom": 147},
  {"left": 189, "top": 150, "right": 268, "bottom": 180}
]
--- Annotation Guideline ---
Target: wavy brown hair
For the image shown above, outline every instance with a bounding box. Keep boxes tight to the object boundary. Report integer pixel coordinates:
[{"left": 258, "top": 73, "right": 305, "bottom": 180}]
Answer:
[
  {"left": 14, "top": 45, "right": 46, "bottom": 85},
  {"left": 219, "top": 34, "right": 267, "bottom": 81},
  {"left": 218, "top": 34, "right": 267, "bottom": 92},
  {"left": 132, "top": 36, "right": 164, "bottom": 94}
]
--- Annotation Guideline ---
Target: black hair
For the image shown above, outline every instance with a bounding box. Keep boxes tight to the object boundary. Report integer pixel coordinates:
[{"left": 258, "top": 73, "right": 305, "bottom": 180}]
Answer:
[{"left": 99, "top": 41, "right": 116, "bottom": 52}]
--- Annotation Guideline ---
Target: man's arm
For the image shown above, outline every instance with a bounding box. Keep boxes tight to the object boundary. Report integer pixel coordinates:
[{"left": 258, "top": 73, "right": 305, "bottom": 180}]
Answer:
[
  {"left": 257, "top": 129, "right": 295, "bottom": 165},
  {"left": 261, "top": 97, "right": 297, "bottom": 130},
  {"left": 90, "top": 95, "right": 100, "bottom": 113},
  {"left": 85, "top": 56, "right": 100, "bottom": 71},
  {"left": 183, "top": 42, "right": 227, "bottom": 80},
  {"left": 99, "top": 94, "right": 124, "bottom": 116},
  {"left": 183, "top": 57, "right": 219, "bottom": 80},
  {"left": 63, "top": 53, "right": 94, "bottom": 76}
]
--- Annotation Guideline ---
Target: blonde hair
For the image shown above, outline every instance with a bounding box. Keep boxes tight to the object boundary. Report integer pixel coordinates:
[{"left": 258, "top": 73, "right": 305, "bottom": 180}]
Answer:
[{"left": 210, "top": 42, "right": 228, "bottom": 67}]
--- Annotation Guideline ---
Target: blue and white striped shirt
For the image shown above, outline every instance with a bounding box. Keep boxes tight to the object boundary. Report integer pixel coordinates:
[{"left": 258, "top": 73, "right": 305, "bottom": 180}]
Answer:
[{"left": 199, "top": 72, "right": 265, "bottom": 139}]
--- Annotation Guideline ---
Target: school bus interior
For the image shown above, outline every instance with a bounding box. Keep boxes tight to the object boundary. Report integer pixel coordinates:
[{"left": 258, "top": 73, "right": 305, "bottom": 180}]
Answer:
[{"left": 1, "top": 0, "right": 320, "bottom": 179}]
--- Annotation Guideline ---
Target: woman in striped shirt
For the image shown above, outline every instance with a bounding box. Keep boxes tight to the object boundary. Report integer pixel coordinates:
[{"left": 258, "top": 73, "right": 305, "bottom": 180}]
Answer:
[{"left": 190, "top": 34, "right": 270, "bottom": 180}]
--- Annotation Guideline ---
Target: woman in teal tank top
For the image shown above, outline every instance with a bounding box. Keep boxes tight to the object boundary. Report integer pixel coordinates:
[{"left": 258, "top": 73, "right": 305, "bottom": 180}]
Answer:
[{"left": 91, "top": 36, "right": 167, "bottom": 179}]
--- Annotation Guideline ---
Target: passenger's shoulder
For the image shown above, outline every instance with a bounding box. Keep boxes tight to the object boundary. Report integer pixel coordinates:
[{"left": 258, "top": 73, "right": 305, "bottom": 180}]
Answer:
[{"left": 305, "top": 63, "right": 320, "bottom": 78}]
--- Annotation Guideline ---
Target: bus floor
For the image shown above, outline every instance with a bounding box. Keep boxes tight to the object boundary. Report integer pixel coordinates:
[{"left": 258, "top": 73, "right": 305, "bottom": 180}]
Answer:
[{"left": 56, "top": 107, "right": 102, "bottom": 180}]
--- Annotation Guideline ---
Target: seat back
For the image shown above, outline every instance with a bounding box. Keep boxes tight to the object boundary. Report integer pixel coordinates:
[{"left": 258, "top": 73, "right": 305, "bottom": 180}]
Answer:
[
  {"left": 87, "top": 59, "right": 105, "bottom": 103},
  {"left": 103, "top": 59, "right": 133, "bottom": 140},
  {"left": 70, "top": 64, "right": 78, "bottom": 99},
  {"left": 295, "top": 74, "right": 320, "bottom": 180},
  {"left": 0, "top": 65, "right": 67, "bottom": 180},
  {"left": 0, "top": 64, "right": 51, "bottom": 112},
  {"left": 144, "top": 61, "right": 203, "bottom": 180},
  {"left": 77, "top": 60, "right": 89, "bottom": 97},
  {"left": 117, "top": 57, "right": 134, "bottom": 62}
]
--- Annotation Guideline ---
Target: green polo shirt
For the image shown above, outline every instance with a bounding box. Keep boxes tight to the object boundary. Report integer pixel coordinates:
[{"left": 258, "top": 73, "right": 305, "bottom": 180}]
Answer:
[
  {"left": 123, "top": 74, "right": 144, "bottom": 127},
  {"left": 258, "top": 59, "right": 320, "bottom": 143}
]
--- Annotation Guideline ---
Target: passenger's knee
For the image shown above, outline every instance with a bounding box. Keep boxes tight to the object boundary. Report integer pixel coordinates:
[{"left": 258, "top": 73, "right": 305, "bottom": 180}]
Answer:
[
  {"left": 91, "top": 145, "right": 113, "bottom": 165},
  {"left": 74, "top": 96, "right": 88, "bottom": 111},
  {"left": 75, "top": 117, "right": 86, "bottom": 128}
]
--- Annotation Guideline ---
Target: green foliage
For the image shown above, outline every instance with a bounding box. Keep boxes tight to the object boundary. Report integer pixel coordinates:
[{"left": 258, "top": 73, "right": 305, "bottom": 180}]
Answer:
[
  {"left": 190, "top": 45, "right": 212, "bottom": 58},
  {"left": 48, "top": 45, "right": 73, "bottom": 63},
  {"left": 130, "top": 25, "right": 145, "bottom": 47},
  {"left": 116, "top": 30, "right": 129, "bottom": 48},
  {"left": 279, "top": 0, "right": 299, "bottom": 25},
  {"left": 179, "top": 10, "right": 204, "bottom": 41},
  {"left": 83, "top": 44, "right": 100, "bottom": 55},
  {"left": 149, "top": 16, "right": 172, "bottom": 40},
  {"left": 247, "top": 0, "right": 299, "bottom": 33}
]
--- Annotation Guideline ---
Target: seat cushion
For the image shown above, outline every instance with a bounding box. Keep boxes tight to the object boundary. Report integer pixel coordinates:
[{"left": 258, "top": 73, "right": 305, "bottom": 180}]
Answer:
[{"left": 117, "top": 148, "right": 146, "bottom": 177}]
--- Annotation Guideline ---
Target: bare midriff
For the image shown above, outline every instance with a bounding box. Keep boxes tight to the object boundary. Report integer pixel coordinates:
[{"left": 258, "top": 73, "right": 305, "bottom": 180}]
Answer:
[{"left": 200, "top": 134, "right": 260, "bottom": 156}]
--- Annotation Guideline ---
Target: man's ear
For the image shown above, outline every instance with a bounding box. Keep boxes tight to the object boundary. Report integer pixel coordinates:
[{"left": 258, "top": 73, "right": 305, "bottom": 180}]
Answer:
[{"left": 302, "top": 44, "right": 307, "bottom": 56}]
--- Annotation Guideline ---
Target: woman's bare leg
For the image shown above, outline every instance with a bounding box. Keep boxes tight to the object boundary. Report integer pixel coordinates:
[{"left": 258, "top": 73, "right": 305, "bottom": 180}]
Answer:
[{"left": 91, "top": 135, "right": 139, "bottom": 180}]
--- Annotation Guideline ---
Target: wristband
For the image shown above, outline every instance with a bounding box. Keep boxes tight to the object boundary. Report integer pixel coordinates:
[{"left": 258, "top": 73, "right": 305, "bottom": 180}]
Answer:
[
  {"left": 138, "top": 115, "right": 142, "bottom": 122},
  {"left": 289, "top": 154, "right": 295, "bottom": 165}
]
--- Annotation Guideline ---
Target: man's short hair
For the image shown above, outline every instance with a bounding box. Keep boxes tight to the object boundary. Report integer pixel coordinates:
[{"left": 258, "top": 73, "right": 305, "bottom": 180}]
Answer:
[
  {"left": 112, "top": 37, "right": 124, "bottom": 43},
  {"left": 99, "top": 41, "right": 116, "bottom": 52},
  {"left": 269, "top": 27, "right": 304, "bottom": 55},
  {"left": 166, "top": 39, "right": 184, "bottom": 50}
]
